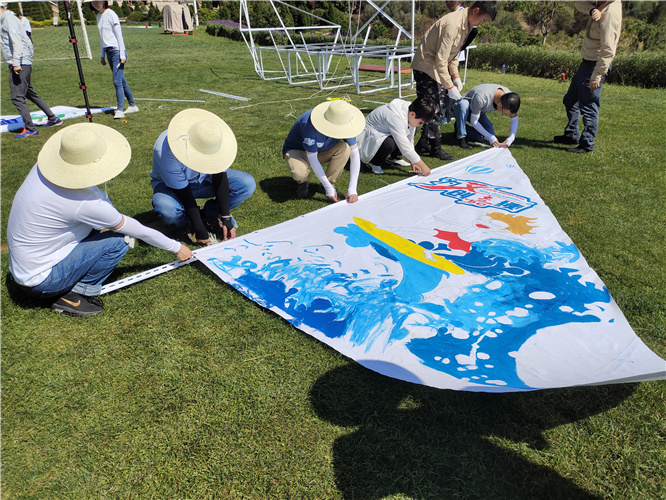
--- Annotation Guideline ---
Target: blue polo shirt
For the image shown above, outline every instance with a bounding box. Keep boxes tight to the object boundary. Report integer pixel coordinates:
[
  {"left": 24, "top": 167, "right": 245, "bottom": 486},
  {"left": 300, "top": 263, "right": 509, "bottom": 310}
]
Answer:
[
  {"left": 282, "top": 110, "right": 357, "bottom": 155},
  {"left": 151, "top": 130, "right": 210, "bottom": 190}
]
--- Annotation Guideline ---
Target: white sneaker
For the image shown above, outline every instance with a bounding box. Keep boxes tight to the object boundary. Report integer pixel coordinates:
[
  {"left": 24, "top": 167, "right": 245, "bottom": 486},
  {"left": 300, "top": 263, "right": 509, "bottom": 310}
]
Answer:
[
  {"left": 368, "top": 162, "right": 384, "bottom": 174},
  {"left": 386, "top": 157, "right": 411, "bottom": 167},
  {"left": 125, "top": 105, "right": 139, "bottom": 114},
  {"left": 114, "top": 109, "right": 125, "bottom": 119}
]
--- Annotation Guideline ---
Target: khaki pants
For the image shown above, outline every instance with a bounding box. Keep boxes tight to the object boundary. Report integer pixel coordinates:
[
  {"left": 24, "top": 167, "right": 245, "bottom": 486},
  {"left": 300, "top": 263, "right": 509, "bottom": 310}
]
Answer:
[{"left": 284, "top": 141, "right": 350, "bottom": 185}]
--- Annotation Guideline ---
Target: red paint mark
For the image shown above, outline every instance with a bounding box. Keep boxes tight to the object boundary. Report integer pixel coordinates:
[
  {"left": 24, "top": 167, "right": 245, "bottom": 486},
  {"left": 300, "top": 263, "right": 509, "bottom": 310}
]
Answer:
[
  {"left": 476, "top": 223, "right": 490, "bottom": 229},
  {"left": 434, "top": 230, "right": 472, "bottom": 253}
]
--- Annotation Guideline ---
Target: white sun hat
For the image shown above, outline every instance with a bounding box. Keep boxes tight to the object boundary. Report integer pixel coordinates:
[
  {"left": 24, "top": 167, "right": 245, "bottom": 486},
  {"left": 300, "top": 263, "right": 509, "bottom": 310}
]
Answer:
[
  {"left": 310, "top": 100, "right": 366, "bottom": 139},
  {"left": 167, "top": 108, "right": 237, "bottom": 174},
  {"left": 37, "top": 123, "right": 131, "bottom": 189}
]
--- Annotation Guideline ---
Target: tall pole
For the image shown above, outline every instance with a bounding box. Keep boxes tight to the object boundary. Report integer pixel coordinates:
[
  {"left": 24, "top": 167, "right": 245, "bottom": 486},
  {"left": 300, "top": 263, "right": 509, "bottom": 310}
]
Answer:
[{"left": 64, "top": 0, "right": 93, "bottom": 122}]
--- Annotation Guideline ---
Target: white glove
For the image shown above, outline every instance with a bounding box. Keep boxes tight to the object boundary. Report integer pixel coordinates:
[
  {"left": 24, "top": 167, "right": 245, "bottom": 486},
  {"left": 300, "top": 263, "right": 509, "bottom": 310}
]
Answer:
[
  {"left": 453, "top": 77, "right": 463, "bottom": 91},
  {"left": 447, "top": 86, "right": 462, "bottom": 101}
]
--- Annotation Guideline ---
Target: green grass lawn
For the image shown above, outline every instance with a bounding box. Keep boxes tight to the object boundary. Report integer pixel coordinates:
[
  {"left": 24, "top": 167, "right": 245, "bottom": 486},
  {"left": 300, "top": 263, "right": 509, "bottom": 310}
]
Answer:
[{"left": 2, "top": 27, "right": 665, "bottom": 499}]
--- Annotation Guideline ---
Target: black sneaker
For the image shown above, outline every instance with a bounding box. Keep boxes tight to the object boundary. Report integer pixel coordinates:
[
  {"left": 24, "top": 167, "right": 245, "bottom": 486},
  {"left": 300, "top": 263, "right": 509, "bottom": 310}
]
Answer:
[
  {"left": 554, "top": 135, "right": 579, "bottom": 145},
  {"left": 52, "top": 291, "right": 104, "bottom": 317},
  {"left": 296, "top": 181, "right": 310, "bottom": 199},
  {"left": 457, "top": 137, "right": 473, "bottom": 150},
  {"left": 567, "top": 147, "right": 593, "bottom": 154},
  {"left": 429, "top": 148, "right": 455, "bottom": 161}
]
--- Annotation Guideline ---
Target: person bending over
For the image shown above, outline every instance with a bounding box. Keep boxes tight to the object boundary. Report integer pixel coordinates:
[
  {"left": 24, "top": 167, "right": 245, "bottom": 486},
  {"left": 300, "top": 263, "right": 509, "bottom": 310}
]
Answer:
[
  {"left": 283, "top": 100, "right": 366, "bottom": 203},
  {"left": 454, "top": 84, "right": 520, "bottom": 149},
  {"left": 356, "top": 96, "right": 437, "bottom": 176},
  {"left": 151, "top": 108, "right": 256, "bottom": 245}
]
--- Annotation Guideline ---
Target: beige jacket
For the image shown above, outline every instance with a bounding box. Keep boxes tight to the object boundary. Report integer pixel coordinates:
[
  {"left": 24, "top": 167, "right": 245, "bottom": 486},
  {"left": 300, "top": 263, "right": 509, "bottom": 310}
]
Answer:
[
  {"left": 411, "top": 8, "right": 472, "bottom": 89},
  {"left": 576, "top": 1, "right": 623, "bottom": 82}
]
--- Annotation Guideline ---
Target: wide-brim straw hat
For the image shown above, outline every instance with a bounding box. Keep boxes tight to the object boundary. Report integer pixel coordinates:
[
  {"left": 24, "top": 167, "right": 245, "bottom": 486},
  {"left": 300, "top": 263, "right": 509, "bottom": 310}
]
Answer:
[
  {"left": 310, "top": 100, "right": 366, "bottom": 139},
  {"left": 38, "top": 123, "right": 131, "bottom": 189},
  {"left": 167, "top": 108, "right": 237, "bottom": 174}
]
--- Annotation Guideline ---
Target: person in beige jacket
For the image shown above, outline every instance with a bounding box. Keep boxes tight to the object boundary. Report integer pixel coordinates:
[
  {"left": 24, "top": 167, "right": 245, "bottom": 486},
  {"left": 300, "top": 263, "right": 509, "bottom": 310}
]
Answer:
[
  {"left": 554, "top": 1, "right": 622, "bottom": 153},
  {"left": 411, "top": 1, "right": 496, "bottom": 161}
]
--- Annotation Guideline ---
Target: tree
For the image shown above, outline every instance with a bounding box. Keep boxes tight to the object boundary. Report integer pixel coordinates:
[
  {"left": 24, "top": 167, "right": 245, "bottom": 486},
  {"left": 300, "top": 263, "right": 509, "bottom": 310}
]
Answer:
[{"left": 525, "top": 0, "right": 561, "bottom": 44}]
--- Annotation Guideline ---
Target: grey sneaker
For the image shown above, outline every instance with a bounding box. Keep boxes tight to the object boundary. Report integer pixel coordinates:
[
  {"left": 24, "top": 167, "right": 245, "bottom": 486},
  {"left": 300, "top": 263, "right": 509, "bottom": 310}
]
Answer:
[
  {"left": 368, "top": 162, "right": 385, "bottom": 174},
  {"left": 52, "top": 291, "right": 103, "bottom": 317},
  {"left": 385, "top": 157, "right": 410, "bottom": 167},
  {"left": 114, "top": 109, "right": 125, "bottom": 119},
  {"left": 125, "top": 105, "right": 139, "bottom": 114}
]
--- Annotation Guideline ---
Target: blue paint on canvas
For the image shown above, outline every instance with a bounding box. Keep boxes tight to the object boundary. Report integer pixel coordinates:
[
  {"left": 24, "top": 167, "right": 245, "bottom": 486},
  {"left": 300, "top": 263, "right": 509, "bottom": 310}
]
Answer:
[{"left": 206, "top": 222, "right": 612, "bottom": 389}]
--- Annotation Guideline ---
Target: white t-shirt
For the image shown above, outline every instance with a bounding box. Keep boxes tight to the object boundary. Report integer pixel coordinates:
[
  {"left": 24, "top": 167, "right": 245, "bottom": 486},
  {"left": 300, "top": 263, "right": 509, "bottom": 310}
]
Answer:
[
  {"left": 96, "top": 8, "right": 126, "bottom": 59},
  {"left": 7, "top": 164, "right": 123, "bottom": 287}
]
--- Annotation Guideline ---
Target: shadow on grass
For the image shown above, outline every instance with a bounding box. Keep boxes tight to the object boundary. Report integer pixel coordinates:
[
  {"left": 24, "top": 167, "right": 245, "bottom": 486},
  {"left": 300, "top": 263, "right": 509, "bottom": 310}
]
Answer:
[
  {"left": 310, "top": 363, "right": 635, "bottom": 500},
  {"left": 260, "top": 176, "right": 334, "bottom": 203}
]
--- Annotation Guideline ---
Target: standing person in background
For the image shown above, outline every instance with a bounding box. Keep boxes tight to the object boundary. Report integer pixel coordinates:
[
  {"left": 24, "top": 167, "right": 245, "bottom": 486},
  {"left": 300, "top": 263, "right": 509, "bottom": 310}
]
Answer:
[
  {"left": 411, "top": 1, "right": 496, "bottom": 161},
  {"left": 91, "top": 1, "right": 138, "bottom": 119},
  {"left": 17, "top": 12, "right": 30, "bottom": 40},
  {"left": 0, "top": 2, "right": 62, "bottom": 138},
  {"left": 554, "top": 1, "right": 622, "bottom": 154}
]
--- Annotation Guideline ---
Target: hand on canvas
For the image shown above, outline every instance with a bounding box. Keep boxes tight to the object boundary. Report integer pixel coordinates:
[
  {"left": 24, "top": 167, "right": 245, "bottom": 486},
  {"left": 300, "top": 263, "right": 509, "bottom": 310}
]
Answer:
[
  {"left": 491, "top": 139, "right": 501, "bottom": 147},
  {"left": 499, "top": 140, "right": 510, "bottom": 148},
  {"left": 327, "top": 193, "right": 339, "bottom": 203},
  {"left": 412, "top": 161, "right": 430, "bottom": 176},
  {"left": 346, "top": 193, "right": 358, "bottom": 203}
]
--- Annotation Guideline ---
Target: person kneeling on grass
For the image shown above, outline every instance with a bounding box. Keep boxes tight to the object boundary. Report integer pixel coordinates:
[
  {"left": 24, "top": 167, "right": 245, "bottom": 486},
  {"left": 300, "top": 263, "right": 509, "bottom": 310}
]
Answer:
[
  {"left": 356, "top": 96, "right": 438, "bottom": 176},
  {"left": 454, "top": 83, "right": 520, "bottom": 149},
  {"left": 283, "top": 100, "right": 366, "bottom": 203},
  {"left": 151, "top": 108, "right": 256, "bottom": 245},
  {"left": 7, "top": 123, "right": 193, "bottom": 317}
]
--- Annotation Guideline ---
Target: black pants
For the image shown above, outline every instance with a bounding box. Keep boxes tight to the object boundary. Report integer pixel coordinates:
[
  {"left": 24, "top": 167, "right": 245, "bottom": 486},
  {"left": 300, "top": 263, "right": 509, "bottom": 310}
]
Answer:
[{"left": 370, "top": 136, "right": 402, "bottom": 165}]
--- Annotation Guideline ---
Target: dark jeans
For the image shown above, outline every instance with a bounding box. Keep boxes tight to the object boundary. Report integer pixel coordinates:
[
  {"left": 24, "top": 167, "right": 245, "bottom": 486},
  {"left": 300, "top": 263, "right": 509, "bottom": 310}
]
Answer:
[
  {"left": 8, "top": 64, "right": 55, "bottom": 132},
  {"left": 562, "top": 59, "right": 608, "bottom": 151},
  {"left": 21, "top": 230, "right": 129, "bottom": 299}
]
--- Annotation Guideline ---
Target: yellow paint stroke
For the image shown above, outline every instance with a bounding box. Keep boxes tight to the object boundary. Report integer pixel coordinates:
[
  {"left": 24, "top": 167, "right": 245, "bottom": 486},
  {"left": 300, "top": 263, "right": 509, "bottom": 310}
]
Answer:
[
  {"left": 354, "top": 217, "right": 464, "bottom": 275},
  {"left": 488, "top": 212, "right": 538, "bottom": 236}
]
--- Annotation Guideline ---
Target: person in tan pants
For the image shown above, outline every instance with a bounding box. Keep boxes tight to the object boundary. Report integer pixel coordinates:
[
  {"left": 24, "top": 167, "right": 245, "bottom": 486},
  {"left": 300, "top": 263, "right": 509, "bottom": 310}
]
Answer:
[{"left": 283, "top": 100, "right": 366, "bottom": 203}]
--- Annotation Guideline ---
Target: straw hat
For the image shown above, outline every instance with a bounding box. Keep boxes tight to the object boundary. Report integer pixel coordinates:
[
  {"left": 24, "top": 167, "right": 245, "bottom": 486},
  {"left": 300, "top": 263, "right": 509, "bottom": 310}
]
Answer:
[
  {"left": 167, "top": 108, "right": 237, "bottom": 174},
  {"left": 310, "top": 100, "right": 366, "bottom": 139},
  {"left": 38, "top": 123, "right": 131, "bottom": 189}
]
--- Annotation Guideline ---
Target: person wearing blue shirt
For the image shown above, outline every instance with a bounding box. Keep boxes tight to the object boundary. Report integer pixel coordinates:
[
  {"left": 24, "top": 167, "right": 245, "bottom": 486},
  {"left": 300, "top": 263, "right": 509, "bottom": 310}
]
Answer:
[
  {"left": 151, "top": 109, "right": 256, "bottom": 244},
  {"left": 283, "top": 100, "right": 366, "bottom": 203}
]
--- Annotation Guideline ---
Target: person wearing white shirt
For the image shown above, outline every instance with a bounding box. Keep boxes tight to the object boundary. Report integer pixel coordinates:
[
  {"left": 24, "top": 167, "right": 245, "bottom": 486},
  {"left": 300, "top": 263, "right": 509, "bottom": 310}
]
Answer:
[
  {"left": 356, "top": 97, "right": 437, "bottom": 176},
  {"left": 7, "top": 123, "right": 192, "bottom": 316},
  {"left": 91, "top": 1, "right": 138, "bottom": 119}
]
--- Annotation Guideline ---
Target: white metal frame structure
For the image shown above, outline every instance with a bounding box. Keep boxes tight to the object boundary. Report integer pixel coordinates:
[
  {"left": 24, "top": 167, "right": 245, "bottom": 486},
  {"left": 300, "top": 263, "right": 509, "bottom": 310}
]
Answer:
[{"left": 238, "top": 0, "right": 416, "bottom": 97}]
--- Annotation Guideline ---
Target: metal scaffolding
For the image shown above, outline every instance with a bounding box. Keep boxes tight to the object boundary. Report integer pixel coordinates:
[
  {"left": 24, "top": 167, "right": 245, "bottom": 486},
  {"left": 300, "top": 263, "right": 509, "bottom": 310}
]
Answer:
[{"left": 238, "top": 0, "right": 416, "bottom": 97}]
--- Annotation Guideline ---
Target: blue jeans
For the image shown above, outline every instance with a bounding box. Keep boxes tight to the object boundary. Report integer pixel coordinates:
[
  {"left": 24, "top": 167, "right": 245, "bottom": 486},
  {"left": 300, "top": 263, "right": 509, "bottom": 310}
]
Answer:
[
  {"left": 22, "top": 230, "right": 128, "bottom": 299},
  {"left": 562, "top": 59, "right": 607, "bottom": 151},
  {"left": 105, "top": 47, "right": 135, "bottom": 110},
  {"left": 454, "top": 98, "right": 495, "bottom": 143},
  {"left": 152, "top": 169, "right": 256, "bottom": 228}
]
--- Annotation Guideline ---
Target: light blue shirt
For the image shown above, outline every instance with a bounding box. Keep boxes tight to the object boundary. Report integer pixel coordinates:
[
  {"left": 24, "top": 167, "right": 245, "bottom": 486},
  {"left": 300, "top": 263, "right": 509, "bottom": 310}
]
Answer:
[{"left": 151, "top": 130, "right": 210, "bottom": 190}]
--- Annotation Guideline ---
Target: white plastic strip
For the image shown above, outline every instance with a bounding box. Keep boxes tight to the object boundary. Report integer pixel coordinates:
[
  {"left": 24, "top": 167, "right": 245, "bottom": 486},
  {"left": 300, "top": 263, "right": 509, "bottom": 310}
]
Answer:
[
  {"left": 199, "top": 89, "right": 251, "bottom": 101},
  {"left": 100, "top": 256, "right": 198, "bottom": 295},
  {"left": 135, "top": 98, "right": 206, "bottom": 103}
]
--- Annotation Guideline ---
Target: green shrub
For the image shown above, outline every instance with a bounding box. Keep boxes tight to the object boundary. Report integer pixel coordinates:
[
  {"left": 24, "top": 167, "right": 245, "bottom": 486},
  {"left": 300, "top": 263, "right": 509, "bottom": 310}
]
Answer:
[{"left": 468, "top": 42, "right": 666, "bottom": 88}]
